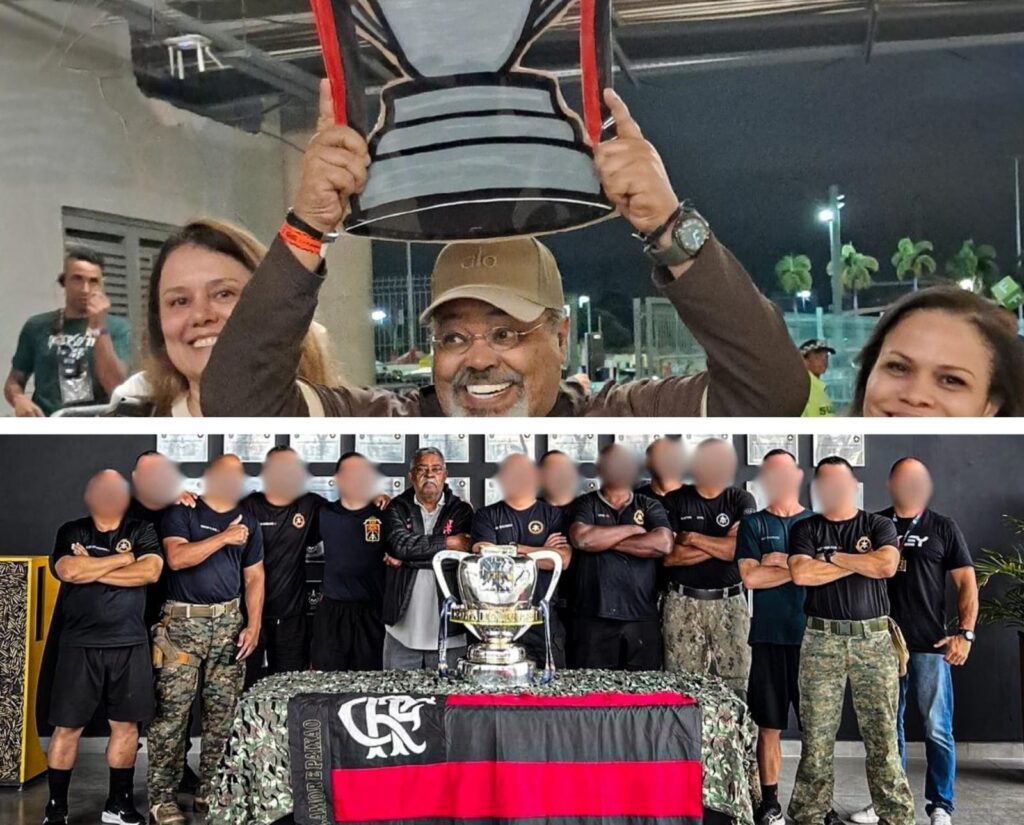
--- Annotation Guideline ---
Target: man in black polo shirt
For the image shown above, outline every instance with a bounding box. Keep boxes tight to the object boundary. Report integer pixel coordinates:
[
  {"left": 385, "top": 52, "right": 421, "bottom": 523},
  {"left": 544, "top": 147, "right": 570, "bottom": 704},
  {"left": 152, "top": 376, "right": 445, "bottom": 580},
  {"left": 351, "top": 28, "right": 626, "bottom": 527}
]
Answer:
[
  {"left": 472, "top": 453, "right": 572, "bottom": 667},
  {"left": 569, "top": 443, "right": 673, "bottom": 670},
  {"left": 45, "top": 470, "right": 163, "bottom": 825},
  {"left": 851, "top": 457, "right": 977, "bottom": 825},
  {"left": 662, "top": 438, "right": 756, "bottom": 697},
  {"left": 242, "top": 446, "right": 324, "bottom": 683},
  {"left": 311, "top": 452, "right": 388, "bottom": 671},
  {"left": 635, "top": 437, "right": 686, "bottom": 504},
  {"left": 146, "top": 454, "right": 265, "bottom": 825},
  {"left": 736, "top": 449, "right": 813, "bottom": 825},
  {"left": 787, "top": 457, "right": 914, "bottom": 825}
]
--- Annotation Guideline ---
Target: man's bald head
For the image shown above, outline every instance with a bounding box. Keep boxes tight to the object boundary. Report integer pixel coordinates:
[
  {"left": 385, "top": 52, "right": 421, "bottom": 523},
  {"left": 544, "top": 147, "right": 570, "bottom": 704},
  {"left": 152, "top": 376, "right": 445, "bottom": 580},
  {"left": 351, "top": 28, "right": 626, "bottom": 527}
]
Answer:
[
  {"left": 888, "top": 456, "right": 933, "bottom": 511},
  {"left": 497, "top": 453, "right": 540, "bottom": 500},
  {"left": 85, "top": 469, "right": 130, "bottom": 520},
  {"left": 205, "top": 453, "right": 245, "bottom": 503}
]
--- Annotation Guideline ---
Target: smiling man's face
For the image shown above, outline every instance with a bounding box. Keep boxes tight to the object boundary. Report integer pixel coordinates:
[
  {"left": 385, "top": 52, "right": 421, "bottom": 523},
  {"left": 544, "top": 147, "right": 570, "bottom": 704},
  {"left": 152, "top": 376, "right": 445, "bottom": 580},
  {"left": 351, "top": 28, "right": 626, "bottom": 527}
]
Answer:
[{"left": 432, "top": 299, "right": 568, "bottom": 417}]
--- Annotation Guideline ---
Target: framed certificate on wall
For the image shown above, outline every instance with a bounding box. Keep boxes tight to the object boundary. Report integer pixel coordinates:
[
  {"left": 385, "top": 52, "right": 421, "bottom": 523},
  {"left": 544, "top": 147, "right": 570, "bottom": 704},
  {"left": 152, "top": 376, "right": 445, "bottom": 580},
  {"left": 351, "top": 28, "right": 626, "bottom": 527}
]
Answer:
[
  {"left": 290, "top": 435, "right": 341, "bottom": 464},
  {"left": 223, "top": 434, "right": 276, "bottom": 463},
  {"left": 813, "top": 434, "right": 866, "bottom": 466},
  {"left": 355, "top": 433, "right": 407, "bottom": 464},
  {"left": 747, "top": 435, "right": 799, "bottom": 465},
  {"left": 418, "top": 434, "right": 470, "bottom": 463},
  {"left": 157, "top": 434, "right": 208, "bottom": 463},
  {"left": 484, "top": 434, "right": 535, "bottom": 463},
  {"left": 547, "top": 433, "right": 599, "bottom": 463}
]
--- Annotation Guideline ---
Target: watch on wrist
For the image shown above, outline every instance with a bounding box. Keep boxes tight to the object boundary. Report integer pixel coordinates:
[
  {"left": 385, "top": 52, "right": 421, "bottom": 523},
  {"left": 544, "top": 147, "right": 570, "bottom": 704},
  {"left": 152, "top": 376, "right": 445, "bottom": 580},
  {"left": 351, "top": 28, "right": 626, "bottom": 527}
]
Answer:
[
  {"left": 958, "top": 628, "right": 976, "bottom": 642},
  {"left": 286, "top": 209, "right": 340, "bottom": 244},
  {"left": 640, "top": 203, "right": 711, "bottom": 267},
  {"left": 821, "top": 549, "right": 836, "bottom": 564}
]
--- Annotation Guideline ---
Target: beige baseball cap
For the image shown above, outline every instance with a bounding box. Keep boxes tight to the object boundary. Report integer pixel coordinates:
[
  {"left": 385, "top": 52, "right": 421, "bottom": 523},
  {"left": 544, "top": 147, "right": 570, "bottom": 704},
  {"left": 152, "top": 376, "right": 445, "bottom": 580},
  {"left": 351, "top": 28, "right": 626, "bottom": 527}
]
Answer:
[{"left": 419, "top": 237, "right": 565, "bottom": 324}]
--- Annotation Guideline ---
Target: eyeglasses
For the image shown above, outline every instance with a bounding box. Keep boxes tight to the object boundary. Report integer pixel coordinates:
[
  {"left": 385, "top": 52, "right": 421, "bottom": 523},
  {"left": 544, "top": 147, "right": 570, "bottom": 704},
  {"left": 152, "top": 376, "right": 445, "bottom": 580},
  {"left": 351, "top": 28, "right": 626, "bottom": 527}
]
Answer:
[
  {"left": 431, "top": 320, "right": 547, "bottom": 355},
  {"left": 412, "top": 465, "right": 446, "bottom": 478}
]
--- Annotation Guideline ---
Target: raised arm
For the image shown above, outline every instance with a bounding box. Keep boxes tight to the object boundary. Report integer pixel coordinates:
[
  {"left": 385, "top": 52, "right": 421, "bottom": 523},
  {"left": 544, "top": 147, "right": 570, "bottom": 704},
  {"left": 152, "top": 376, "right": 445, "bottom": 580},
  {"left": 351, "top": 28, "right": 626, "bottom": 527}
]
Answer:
[
  {"left": 789, "top": 554, "right": 855, "bottom": 586},
  {"left": 163, "top": 515, "right": 248, "bottom": 571},
  {"left": 98, "top": 554, "right": 163, "bottom": 587},
  {"left": 831, "top": 545, "right": 900, "bottom": 579},
  {"left": 569, "top": 522, "right": 645, "bottom": 552}
]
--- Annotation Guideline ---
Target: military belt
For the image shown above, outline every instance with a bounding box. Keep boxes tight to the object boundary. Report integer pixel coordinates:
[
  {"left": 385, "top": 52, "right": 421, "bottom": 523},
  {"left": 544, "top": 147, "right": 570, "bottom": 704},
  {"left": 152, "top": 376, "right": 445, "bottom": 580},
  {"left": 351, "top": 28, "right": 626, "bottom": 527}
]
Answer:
[
  {"left": 162, "top": 598, "right": 240, "bottom": 619},
  {"left": 670, "top": 583, "right": 744, "bottom": 601},
  {"left": 806, "top": 616, "right": 889, "bottom": 636}
]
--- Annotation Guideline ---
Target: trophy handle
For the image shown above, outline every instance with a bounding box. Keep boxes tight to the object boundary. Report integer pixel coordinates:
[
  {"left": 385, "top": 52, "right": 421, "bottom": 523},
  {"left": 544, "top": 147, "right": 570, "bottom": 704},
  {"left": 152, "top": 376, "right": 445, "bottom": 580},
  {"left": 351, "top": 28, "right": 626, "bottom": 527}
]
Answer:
[
  {"left": 529, "top": 550, "right": 564, "bottom": 604},
  {"left": 431, "top": 550, "right": 469, "bottom": 603}
]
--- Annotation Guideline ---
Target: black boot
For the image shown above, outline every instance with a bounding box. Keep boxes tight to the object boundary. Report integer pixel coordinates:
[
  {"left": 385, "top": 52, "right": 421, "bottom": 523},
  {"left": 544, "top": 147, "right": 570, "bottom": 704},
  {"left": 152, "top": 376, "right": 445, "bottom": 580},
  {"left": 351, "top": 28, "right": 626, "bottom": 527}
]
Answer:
[{"left": 42, "top": 800, "right": 68, "bottom": 825}]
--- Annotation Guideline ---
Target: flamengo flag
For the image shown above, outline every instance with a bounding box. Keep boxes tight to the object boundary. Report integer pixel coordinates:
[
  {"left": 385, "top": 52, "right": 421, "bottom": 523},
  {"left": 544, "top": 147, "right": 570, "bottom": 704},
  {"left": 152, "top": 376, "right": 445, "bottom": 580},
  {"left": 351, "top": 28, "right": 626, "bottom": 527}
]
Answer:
[{"left": 289, "top": 691, "right": 703, "bottom": 825}]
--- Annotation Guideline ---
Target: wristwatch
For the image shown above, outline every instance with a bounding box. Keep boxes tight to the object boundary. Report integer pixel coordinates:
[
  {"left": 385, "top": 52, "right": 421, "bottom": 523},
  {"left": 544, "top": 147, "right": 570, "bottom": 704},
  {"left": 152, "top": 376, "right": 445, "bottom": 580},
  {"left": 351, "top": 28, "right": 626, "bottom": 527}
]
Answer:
[
  {"left": 957, "top": 628, "right": 976, "bottom": 643},
  {"left": 639, "top": 203, "right": 711, "bottom": 267}
]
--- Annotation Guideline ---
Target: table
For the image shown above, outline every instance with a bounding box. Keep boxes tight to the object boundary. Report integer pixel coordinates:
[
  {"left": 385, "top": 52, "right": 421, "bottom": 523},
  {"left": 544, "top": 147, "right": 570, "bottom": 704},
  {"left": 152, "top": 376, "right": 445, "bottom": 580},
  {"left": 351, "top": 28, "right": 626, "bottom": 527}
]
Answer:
[{"left": 209, "top": 670, "right": 756, "bottom": 825}]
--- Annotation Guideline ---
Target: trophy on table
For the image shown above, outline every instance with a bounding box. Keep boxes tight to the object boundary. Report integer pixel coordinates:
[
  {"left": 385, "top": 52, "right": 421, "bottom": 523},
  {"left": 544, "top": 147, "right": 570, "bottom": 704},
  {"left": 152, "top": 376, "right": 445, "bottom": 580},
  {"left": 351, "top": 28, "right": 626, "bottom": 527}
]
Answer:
[
  {"left": 432, "top": 544, "right": 563, "bottom": 688},
  {"left": 309, "top": 0, "right": 614, "bottom": 241}
]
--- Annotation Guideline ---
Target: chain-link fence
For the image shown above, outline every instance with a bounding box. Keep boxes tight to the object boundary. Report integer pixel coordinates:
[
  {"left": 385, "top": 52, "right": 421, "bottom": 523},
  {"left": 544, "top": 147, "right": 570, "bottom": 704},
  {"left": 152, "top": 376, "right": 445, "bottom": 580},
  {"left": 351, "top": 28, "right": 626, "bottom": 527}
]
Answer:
[{"left": 371, "top": 271, "right": 432, "bottom": 365}]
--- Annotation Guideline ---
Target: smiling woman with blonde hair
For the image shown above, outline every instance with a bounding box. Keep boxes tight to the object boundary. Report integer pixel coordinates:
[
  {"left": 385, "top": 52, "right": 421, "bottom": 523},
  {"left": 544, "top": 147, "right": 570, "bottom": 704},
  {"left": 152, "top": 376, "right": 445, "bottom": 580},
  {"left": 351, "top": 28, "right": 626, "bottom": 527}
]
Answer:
[{"left": 113, "top": 218, "right": 337, "bottom": 416}]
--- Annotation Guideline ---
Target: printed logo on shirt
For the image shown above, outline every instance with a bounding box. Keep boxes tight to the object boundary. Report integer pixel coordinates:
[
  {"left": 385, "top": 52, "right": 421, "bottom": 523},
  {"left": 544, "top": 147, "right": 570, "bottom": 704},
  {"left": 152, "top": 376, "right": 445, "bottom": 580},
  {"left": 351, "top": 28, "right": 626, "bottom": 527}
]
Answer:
[
  {"left": 115, "top": 538, "right": 133, "bottom": 554},
  {"left": 200, "top": 524, "right": 219, "bottom": 533},
  {"left": 903, "top": 535, "right": 929, "bottom": 549},
  {"left": 443, "top": 519, "right": 454, "bottom": 536},
  {"left": 364, "top": 516, "right": 382, "bottom": 543},
  {"left": 633, "top": 509, "right": 645, "bottom": 526},
  {"left": 337, "top": 695, "right": 437, "bottom": 760},
  {"left": 855, "top": 536, "right": 872, "bottom": 553},
  {"left": 528, "top": 520, "right": 545, "bottom": 535},
  {"left": 715, "top": 513, "right": 731, "bottom": 528},
  {"left": 293, "top": 513, "right": 306, "bottom": 529}
]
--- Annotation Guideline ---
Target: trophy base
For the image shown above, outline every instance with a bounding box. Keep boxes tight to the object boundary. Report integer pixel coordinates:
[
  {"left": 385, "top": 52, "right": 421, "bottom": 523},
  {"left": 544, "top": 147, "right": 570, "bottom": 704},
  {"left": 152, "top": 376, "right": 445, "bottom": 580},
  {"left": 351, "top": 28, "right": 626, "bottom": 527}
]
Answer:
[
  {"left": 457, "top": 658, "right": 535, "bottom": 689},
  {"left": 345, "top": 74, "right": 613, "bottom": 241}
]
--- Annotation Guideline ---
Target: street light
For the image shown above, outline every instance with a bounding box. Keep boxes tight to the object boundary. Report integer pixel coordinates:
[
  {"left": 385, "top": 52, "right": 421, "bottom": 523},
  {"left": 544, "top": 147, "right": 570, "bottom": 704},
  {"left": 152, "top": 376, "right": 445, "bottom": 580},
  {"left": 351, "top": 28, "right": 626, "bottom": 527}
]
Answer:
[
  {"left": 578, "top": 294, "right": 593, "bottom": 338},
  {"left": 371, "top": 309, "right": 387, "bottom": 323},
  {"left": 958, "top": 278, "right": 975, "bottom": 292},
  {"left": 817, "top": 186, "right": 845, "bottom": 314},
  {"left": 817, "top": 208, "right": 835, "bottom": 224}
]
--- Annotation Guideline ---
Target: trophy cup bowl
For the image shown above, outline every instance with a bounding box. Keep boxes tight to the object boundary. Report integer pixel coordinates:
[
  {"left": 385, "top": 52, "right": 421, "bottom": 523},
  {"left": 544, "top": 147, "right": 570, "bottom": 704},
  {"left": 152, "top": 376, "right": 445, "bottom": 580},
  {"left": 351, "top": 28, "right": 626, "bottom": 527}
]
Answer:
[
  {"left": 432, "top": 544, "right": 563, "bottom": 688},
  {"left": 346, "top": 0, "right": 612, "bottom": 240}
]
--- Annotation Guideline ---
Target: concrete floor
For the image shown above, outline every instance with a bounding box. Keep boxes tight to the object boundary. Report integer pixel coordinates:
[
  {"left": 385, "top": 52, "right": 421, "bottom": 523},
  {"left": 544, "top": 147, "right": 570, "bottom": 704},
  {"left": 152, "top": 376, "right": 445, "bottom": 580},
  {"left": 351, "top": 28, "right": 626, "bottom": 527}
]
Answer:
[{"left": 1, "top": 753, "right": 1021, "bottom": 824}]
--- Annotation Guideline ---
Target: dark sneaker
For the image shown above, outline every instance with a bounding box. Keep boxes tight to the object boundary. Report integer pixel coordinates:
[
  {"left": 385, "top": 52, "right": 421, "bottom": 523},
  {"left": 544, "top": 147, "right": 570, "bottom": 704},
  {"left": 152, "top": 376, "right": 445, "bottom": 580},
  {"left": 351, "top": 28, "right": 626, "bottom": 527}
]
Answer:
[
  {"left": 178, "top": 763, "right": 200, "bottom": 795},
  {"left": 42, "top": 801, "right": 67, "bottom": 825},
  {"left": 824, "top": 810, "right": 844, "bottom": 825},
  {"left": 755, "top": 800, "right": 785, "bottom": 825},
  {"left": 102, "top": 799, "right": 145, "bottom": 825}
]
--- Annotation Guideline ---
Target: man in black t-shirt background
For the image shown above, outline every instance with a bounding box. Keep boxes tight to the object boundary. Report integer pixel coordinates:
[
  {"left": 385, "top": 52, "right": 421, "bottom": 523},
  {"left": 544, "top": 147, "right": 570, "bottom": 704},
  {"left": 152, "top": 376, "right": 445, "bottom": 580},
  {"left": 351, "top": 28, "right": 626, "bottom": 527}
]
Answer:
[
  {"left": 46, "top": 470, "right": 163, "bottom": 825},
  {"left": 635, "top": 437, "right": 686, "bottom": 504},
  {"left": 311, "top": 451, "right": 389, "bottom": 671},
  {"left": 662, "top": 438, "right": 756, "bottom": 698},
  {"left": 787, "top": 457, "right": 914, "bottom": 825},
  {"left": 472, "top": 453, "right": 572, "bottom": 668},
  {"left": 569, "top": 444, "right": 673, "bottom": 671},
  {"left": 851, "top": 458, "right": 978, "bottom": 825}
]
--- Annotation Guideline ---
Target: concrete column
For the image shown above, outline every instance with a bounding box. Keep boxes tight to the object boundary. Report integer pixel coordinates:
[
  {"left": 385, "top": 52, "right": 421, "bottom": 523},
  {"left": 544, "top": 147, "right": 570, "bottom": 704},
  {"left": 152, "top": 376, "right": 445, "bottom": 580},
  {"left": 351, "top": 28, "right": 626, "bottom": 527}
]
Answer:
[{"left": 281, "top": 130, "right": 376, "bottom": 386}]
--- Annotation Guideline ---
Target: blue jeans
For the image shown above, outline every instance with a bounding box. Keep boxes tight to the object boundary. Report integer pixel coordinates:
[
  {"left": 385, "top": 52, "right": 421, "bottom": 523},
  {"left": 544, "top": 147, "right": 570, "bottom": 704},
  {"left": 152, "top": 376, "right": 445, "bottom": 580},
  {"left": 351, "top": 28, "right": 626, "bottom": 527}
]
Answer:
[{"left": 897, "top": 652, "right": 956, "bottom": 815}]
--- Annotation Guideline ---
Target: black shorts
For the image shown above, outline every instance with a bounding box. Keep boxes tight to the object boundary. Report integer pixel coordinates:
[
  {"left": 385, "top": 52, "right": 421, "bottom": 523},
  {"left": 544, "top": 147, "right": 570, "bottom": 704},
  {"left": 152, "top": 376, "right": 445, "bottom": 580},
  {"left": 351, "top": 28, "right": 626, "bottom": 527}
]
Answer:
[
  {"left": 572, "top": 616, "right": 662, "bottom": 671},
  {"left": 49, "top": 644, "right": 154, "bottom": 728},
  {"left": 310, "top": 597, "right": 384, "bottom": 672},
  {"left": 246, "top": 612, "right": 310, "bottom": 688},
  {"left": 747, "top": 643, "right": 801, "bottom": 730}
]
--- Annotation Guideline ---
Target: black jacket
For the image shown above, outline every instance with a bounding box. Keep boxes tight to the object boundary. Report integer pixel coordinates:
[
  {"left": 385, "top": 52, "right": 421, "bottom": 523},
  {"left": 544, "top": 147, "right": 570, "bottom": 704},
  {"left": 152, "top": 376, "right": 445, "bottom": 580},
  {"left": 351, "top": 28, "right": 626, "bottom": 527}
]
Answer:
[{"left": 382, "top": 485, "right": 474, "bottom": 627}]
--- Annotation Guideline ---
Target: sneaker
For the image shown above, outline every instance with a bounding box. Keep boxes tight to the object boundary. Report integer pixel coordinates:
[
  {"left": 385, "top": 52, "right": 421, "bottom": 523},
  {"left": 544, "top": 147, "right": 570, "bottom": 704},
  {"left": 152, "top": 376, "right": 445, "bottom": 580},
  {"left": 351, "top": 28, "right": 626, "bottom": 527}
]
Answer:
[
  {"left": 102, "top": 799, "right": 145, "bottom": 825},
  {"left": 755, "top": 800, "right": 785, "bottom": 825},
  {"left": 178, "top": 763, "right": 200, "bottom": 795},
  {"left": 824, "top": 811, "right": 844, "bottom": 825},
  {"left": 850, "top": 806, "right": 879, "bottom": 824},
  {"left": 930, "top": 810, "right": 953, "bottom": 825},
  {"left": 41, "top": 801, "right": 67, "bottom": 825},
  {"left": 148, "top": 802, "right": 186, "bottom": 825}
]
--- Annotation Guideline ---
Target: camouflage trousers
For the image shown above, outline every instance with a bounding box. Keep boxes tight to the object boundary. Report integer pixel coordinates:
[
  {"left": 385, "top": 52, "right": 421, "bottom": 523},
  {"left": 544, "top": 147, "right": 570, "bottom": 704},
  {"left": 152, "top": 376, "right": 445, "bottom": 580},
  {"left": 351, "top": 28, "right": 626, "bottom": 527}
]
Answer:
[
  {"left": 146, "top": 605, "right": 244, "bottom": 807},
  {"left": 788, "top": 626, "right": 915, "bottom": 825},
  {"left": 662, "top": 591, "right": 751, "bottom": 699}
]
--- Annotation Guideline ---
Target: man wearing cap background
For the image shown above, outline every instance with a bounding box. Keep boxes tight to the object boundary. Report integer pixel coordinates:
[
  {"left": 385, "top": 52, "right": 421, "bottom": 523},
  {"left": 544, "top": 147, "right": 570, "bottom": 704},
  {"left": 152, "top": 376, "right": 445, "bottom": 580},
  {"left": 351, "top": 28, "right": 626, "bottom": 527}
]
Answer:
[
  {"left": 800, "top": 339, "right": 836, "bottom": 417},
  {"left": 201, "top": 83, "right": 809, "bottom": 418}
]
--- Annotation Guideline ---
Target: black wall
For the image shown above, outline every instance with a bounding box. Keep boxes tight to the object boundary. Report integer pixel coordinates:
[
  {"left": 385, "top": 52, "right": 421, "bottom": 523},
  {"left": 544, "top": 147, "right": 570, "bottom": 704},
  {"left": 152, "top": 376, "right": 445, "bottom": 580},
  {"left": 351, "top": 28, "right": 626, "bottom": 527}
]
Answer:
[{"left": 0, "top": 433, "right": 1021, "bottom": 743}]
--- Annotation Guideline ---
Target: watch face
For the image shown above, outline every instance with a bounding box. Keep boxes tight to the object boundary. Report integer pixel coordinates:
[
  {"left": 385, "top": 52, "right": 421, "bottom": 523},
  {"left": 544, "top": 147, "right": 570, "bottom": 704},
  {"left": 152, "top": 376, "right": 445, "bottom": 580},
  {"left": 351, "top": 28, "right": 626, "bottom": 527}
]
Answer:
[{"left": 675, "top": 218, "right": 709, "bottom": 253}]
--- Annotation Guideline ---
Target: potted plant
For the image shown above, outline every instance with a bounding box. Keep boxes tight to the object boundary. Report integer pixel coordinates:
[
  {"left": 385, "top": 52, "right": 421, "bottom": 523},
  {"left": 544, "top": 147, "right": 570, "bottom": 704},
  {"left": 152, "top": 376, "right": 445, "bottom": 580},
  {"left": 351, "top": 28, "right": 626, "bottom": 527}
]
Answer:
[
  {"left": 891, "top": 237, "right": 936, "bottom": 292},
  {"left": 827, "top": 242, "right": 879, "bottom": 311},
  {"left": 775, "top": 254, "right": 813, "bottom": 312}
]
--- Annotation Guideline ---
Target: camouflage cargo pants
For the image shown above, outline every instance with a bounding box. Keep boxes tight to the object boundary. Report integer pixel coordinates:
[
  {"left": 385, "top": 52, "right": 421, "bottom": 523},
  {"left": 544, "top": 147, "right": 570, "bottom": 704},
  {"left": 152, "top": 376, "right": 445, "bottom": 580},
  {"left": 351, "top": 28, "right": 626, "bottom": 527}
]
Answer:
[
  {"left": 146, "top": 606, "right": 244, "bottom": 807},
  {"left": 662, "top": 591, "right": 751, "bottom": 698},
  {"left": 788, "top": 626, "right": 915, "bottom": 825}
]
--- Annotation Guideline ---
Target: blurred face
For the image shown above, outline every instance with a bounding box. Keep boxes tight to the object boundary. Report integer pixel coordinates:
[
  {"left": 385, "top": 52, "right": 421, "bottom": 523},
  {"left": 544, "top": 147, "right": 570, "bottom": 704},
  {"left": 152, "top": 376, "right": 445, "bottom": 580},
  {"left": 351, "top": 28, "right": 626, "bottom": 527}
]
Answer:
[
  {"left": 598, "top": 446, "right": 639, "bottom": 490},
  {"left": 540, "top": 453, "right": 579, "bottom": 502},
  {"left": 498, "top": 454, "right": 540, "bottom": 501},
  {"left": 758, "top": 454, "right": 803, "bottom": 505},
  {"left": 336, "top": 456, "right": 380, "bottom": 504},
  {"left": 63, "top": 258, "right": 104, "bottom": 315},
  {"left": 647, "top": 439, "right": 686, "bottom": 485},
  {"left": 888, "top": 459, "right": 933, "bottom": 512},
  {"left": 814, "top": 464, "right": 859, "bottom": 513},
  {"left": 159, "top": 245, "right": 251, "bottom": 387},
  {"left": 691, "top": 441, "right": 737, "bottom": 488},
  {"left": 432, "top": 300, "right": 568, "bottom": 417},
  {"left": 804, "top": 350, "right": 829, "bottom": 377},
  {"left": 204, "top": 455, "right": 245, "bottom": 504},
  {"left": 262, "top": 451, "right": 309, "bottom": 502},
  {"left": 85, "top": 470, "right": 130, "bottom": 521},
  {"left": 863, "top": 310, "right": 997, "bottom": 417},
  {"left": 409, "top": 452, "right": 447, "bottom": 504},
  {"left": 132, "top": 454, "right": 183, "bottom": 508}
]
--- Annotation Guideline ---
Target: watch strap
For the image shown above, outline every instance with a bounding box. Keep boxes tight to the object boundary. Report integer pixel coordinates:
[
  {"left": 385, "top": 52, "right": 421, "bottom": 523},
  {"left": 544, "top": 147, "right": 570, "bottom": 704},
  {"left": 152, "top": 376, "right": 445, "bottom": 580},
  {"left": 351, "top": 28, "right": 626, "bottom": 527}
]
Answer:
[{"left": 286, "top": 209, "right": 340, "bottom": 244}]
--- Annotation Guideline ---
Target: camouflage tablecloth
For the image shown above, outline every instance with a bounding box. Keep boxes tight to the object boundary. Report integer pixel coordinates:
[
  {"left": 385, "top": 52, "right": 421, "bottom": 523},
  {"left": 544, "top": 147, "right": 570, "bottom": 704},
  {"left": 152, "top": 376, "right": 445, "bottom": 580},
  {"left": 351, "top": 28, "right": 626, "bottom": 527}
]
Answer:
[{"left": 208, "top": 669, "right": 756, "bottom": 825}]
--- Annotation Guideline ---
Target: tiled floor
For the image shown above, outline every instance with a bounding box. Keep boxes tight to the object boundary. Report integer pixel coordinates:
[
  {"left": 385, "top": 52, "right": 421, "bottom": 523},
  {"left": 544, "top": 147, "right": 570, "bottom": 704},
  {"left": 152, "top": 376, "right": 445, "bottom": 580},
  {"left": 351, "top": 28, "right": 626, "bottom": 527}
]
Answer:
[{"left": 2, "top": 752, "right": 1021, "bottom": 823}]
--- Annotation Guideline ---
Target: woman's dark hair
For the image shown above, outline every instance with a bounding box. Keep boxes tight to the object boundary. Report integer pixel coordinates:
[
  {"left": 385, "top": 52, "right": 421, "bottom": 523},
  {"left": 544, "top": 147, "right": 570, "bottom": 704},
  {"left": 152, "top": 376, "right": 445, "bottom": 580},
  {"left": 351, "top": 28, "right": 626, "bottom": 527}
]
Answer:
[{"left": 850, "top": 285, "right": 1024, "bottom": 417}]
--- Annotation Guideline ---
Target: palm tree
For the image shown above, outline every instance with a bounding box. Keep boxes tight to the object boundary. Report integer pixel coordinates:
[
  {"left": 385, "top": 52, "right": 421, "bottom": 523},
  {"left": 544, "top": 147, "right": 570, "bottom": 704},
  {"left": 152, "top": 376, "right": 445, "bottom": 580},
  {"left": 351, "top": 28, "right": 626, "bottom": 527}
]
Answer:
[
  {"left": 891, "top": 237, "right": 936, "bottom": 291},
  {"left": 945, "top": 240, "right": 1000, "bottom": 292},
  {"left": 775, "top": 254, "right": 813, "bottom": 312},
  {"left": 827, "top": 242, "right": 879, "bottom": 311}
]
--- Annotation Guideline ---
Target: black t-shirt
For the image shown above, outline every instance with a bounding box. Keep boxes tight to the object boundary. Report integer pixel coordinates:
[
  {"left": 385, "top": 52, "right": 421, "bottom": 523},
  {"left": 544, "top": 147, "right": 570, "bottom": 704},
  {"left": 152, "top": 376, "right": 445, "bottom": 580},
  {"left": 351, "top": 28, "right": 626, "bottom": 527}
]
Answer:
[
  {"left": 471, "top": 499, "right": 566, "bottom": 605},
  {"left": 242, "top": 492, "right": 324, "bottom": 619},
  {"left": 634, "top": 482, "right": 676, "bottom": 507},
  {"left": 318, "top": 501, "right": 387, "bottom": 604},
  {"left": 127, "top": 498, "right": 169, "bottom": 531},
  {"left": 50, "top": 517, "right": 162, "bottom": 648},
  {"left": 161, "top": 499, "right": 264, "bottom": 604},
  {"left": 570, "top": 491, "right": 672, "bottom": 622},
  {"left": 876, "top": 507, "right": 974, "bottom": 653},
  {"left": 127, "top": 497, "right": 172, "bottom": 627},
  {"left": 663, "top": 485, "right": 757, "bottom": 589},
  {"left": 789, "top": 511, "right": 899, "bottom": 621}
]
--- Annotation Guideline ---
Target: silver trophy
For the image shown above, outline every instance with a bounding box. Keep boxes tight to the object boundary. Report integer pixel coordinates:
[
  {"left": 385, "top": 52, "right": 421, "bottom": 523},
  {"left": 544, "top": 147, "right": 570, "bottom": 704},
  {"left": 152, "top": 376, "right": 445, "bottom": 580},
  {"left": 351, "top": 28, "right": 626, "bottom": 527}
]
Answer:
[
  {"left": 432, "top": 544, "right": 562, "bottom": 687},
  {"left": 343, "top": 0, "right": 612, "bottom": 241}
]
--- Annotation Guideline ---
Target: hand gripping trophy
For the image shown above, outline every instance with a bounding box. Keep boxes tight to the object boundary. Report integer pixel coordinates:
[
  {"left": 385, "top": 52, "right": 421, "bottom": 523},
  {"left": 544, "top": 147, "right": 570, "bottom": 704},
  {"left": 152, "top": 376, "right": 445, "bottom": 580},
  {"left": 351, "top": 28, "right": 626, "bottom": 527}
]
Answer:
[
  {"left": 432, "top": 544, "right": 563, "bottom": 688},
  {"left": 309, "top": 0, "right": 614, "bottom": 241}
]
